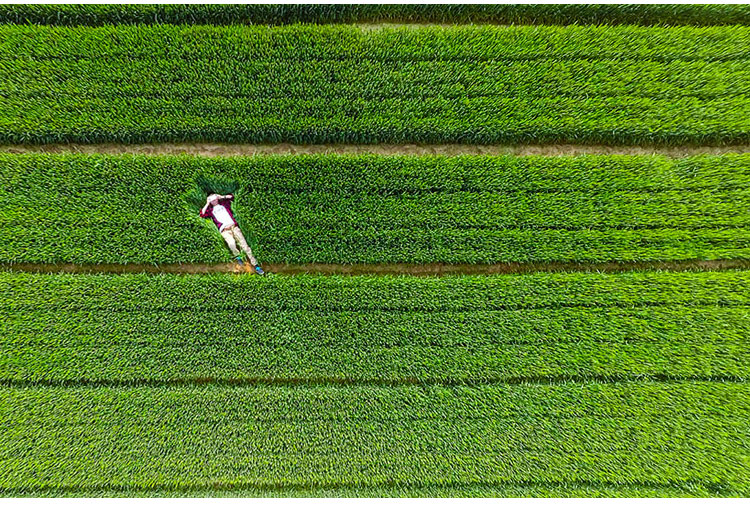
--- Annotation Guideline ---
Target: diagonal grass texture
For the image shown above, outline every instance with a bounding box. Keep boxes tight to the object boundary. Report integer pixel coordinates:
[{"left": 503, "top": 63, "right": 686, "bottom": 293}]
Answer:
[
  {"left": 1, "top": 382, "right": 748, "bottom": 495},
  {"left": 1, "top": 24, "right": 750, "bottom": 145},
  {"left": 183, "top": 174, "right": 239, "bottom": 212},
  {"left": 1, "top": 153, "right": 749, "bottom": 265},
  {"left": 1, "top": 270, "right": 749, "bottom": 383},
  {"left": 2, "top": 484, "right": 738, "bottom": 498},
  {"left": 1, "top": 4, "right": 748, "bottom": 27}
]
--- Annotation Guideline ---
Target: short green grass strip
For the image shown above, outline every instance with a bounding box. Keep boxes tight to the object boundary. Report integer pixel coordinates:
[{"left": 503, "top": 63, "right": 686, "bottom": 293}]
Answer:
[
  {"left": 0, "top": 483, "right": 728, "bottom": 498},
  {"left": 1, "top": 24, "right": 749, "bottom": 145},
  {"left": 1, "top": 382, "right": 747, "bottom": 495},
  {"left": 1, "top": 153, "right": 748, "bottom": 264},
  {"left": 1, "top": 4, "right": 748, "bottom": 26},
  {"left": 2, "top": 270, "right": 748, "bottom": 383}
]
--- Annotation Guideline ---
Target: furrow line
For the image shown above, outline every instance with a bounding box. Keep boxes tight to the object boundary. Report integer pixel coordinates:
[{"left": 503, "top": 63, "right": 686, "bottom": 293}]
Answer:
[
  {"left": 3, "top": 143, "right": 750, "bottom": 157},
  {"left": 2, "top": 374, "right": 746, "bottom": 389},
  {"left": 4, "top": 259, "right": 749, "bottom": 276}
]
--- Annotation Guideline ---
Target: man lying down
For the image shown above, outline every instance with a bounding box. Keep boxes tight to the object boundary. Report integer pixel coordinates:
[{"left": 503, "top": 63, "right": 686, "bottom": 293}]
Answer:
[{"left": 200, "top": 193, "right": 265, "bottom": 275}]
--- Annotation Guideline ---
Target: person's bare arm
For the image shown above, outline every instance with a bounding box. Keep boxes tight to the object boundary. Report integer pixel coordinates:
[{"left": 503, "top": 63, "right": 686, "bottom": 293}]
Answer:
[{"left": 200, "top": 201, "right": 211, "bottom": 217}]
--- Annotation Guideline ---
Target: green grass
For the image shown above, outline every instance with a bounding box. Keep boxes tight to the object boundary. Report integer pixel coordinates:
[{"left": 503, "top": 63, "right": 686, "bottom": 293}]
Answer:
[
  {"left": 3, "top": 484, "right": 729, "bottom": 498},
  {"left": 1, "top": 24, "right": 749, "bottom": 145},
  {"left": 1, "top": 153, "right": 749, "bottom": 265},
  {"left": 1, "top": 4, "right": 748, "bottom": 26},
  {"left": 1, "top": 382, "right": 748, "bottom": 495},
  {"left": 1, "top": 265, "right": 748, "bottom": 497},
  {"left": 1, "top": 270, "right": 748, "bottom": 383}
]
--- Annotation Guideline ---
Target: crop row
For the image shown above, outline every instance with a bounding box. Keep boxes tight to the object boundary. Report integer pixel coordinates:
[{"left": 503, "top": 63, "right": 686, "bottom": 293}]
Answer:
[
  {"left": 3, "top": 25, "right": 747, "bottom": 61},
  {"left": 1, "top": 4, "right": 748, "bottom": 26},
  {"left": 5, "top": 307, "right": 747, "bottom": 347},
  {"left": 6, "top": 59, "right": 750, "bottom": 101},
  {"left": 4, "top": 340, "right": 747, "bottom": 383},
  {"left": 3, "top": 484, "right": 727, "bottom": 499},
  {"left": 1, "top": 25, "right": 749, "bottom": 145},
  {"left": 5, "top": 382, "right": 746, "bottom": 423},
  {"left": 6, "top": 225, "right": 750, "bottom": 264},
  {"left": 1, "top": 270, "right": 748, "bottom": 383},
  {"left": 1, "top": 382, "right": 747, "bottom": 495},
  {"left": 4, "top": 271, "right": 749, "bottom": 311},
  {"left": 1, "top": 154, "right": 748, "bottom": 264}
]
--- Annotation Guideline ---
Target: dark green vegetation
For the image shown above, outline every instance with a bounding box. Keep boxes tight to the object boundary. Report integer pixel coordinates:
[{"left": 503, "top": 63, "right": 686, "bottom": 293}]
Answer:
[
  {"left": 2, "top": 24, "right": 750, "bottom": 145},
  {"left": 2, "top": 7, "right": 749, "bottom": 498},
  {"left": 2, "top": 3, "right": 748, "bottom": 26},
  {"left": 1, "top": 271, "right": 748, "bottom": 496},
  {"left": 1, "top": 153, "right": 749, "bottom": 265},
  {"left": 1, "top": 382, "right": 747, "bottom": 496},
  {"left": 2, "top": 270, "right": 749, "bottom": 383}
]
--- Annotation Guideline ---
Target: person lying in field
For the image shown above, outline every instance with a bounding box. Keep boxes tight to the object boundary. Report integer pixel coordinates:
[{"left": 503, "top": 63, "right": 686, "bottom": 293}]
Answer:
[{"left": 200, "top": 193, "right": 265, "bottom": 275}]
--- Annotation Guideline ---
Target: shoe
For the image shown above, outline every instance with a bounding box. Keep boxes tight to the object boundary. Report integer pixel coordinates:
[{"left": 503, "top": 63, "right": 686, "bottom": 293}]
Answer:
[
  {"left": 235, "top": 257, "right": 244, "bottom": 266},
  {"left": 254, "top": 265, "right": 265, "bottom": 276}
]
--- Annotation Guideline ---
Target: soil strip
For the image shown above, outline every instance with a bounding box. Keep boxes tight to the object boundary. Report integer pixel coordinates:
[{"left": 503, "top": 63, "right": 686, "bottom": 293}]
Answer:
[
  {"left": 2, "top": 143, "right": 749, "bottom": 158},
  {"left": 4, "top": 259, "right": 749, "bottom": 277}
]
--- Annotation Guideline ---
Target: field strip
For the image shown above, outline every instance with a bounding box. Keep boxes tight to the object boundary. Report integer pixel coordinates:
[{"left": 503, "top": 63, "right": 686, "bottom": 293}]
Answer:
[
  {"left": 2, "top": 4, "right": 747, "bottom": 28},
  {"left": 2, "top": 374, "right": 745, "bottom": 389},
  {"left": 4, "top": 259, "right": 749, "bottom": 276},
  {"left": 4, "top": 24, "right": 749, "bottom": 146},
  {"left": 3, "top": 143, "right": 750, "bottom": 157},
  {"left": 0, "top": 479, "right": 724, "bottom": 497}
]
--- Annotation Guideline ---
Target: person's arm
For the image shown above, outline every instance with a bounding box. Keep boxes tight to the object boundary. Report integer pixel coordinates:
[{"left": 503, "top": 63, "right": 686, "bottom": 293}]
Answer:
[
  {"left": 199, "top": 201, "right": 211, "bottom": 218},
  {"left": 217, "top": 194, "right": 234, "bottom": 206}
]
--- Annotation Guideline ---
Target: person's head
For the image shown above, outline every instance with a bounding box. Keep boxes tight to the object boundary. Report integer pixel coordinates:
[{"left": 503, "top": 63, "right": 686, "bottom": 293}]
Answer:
[{"left": 206, "top": 194, "right": 220, "bottom": 206}]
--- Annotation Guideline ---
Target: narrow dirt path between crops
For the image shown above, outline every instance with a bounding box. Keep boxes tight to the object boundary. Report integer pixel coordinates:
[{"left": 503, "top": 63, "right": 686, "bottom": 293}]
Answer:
[
  {"left": 3, "top": 143, "right": 750, "bottom": 158},
  {"left": 5, "top": 259, "right": 749, "bottom": 276}
]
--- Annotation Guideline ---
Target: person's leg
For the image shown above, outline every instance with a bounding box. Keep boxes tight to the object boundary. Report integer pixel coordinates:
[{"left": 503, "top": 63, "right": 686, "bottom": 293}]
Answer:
[
  {"left": 220, "top": 228, "right": 241, "bottom": 258},
  {"left": 232, "top": 226, "right": 258, "bottom": 266}
]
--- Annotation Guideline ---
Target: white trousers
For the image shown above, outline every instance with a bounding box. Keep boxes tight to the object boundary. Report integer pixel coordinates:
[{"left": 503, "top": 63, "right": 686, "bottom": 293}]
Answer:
[{"left": 220, "top": 225, "right": 257, "bottom": 266}]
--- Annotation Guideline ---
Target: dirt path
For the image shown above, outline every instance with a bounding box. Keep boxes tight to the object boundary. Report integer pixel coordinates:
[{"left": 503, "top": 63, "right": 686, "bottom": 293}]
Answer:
[
  {"left": 3, "top": 143, "right": 749, "bottom": 158},
  {"left": 5, "top": 259, "right": 748, "bottom": 277}
]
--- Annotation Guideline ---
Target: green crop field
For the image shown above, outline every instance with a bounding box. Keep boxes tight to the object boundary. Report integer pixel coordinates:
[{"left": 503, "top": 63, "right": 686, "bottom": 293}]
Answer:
[
  {"left": 1, "top": 271, "right": 749, "bottom": 496},
  {"left": 1, "top": 269, "right": 749, "bottom": 496},
  {"left": 2, "top": 4, "right": 749, "bottom": 26},
  {"left": 2, "top": 153, "right": 749, "bottom": 264},
  {"left": 0, "top": 3, "right": 749, "bottom": 499},
  {"left": 2, "top": 24, "right": 750, "bottom": 145},
  {"left": 2, "top": 382, "right": 748, "bottom": 496},
  {"left": 3, "top": 270, "right": 749, "bottom": 383}
]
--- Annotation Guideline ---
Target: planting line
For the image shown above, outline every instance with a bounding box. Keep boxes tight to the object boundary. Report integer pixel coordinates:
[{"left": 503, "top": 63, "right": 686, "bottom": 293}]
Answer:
[
  {"left": 2, "top": 143, "right": 750, "bottom": 158},
  {"left": 1, "top": 373, "right": 745, "bottom": 389},
  {"left": 0, "top": 479, "right": 721, "bottom": 497},
  {"left": 4, "top": 259, "right": 749, "bottom": 276}
]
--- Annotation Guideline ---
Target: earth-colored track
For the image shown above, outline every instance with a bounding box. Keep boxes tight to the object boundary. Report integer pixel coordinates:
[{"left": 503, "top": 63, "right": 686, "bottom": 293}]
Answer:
[
  {"left": 3, "top": 143, "right": 750, "bottom": 158},
  {"left": 4, "top": 259, "right": 750, "bottom": 276}
]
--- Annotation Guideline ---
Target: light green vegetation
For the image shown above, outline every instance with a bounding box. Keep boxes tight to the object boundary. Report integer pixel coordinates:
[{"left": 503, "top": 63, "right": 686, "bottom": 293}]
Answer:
[
  {"left": 1, "top": 381, "right": 748, "bottom": 495},
  {"left": 1, "top": 8, "right": 749, "bottom": 498},
  {"left": 1, "top": 153, "right": 748, "bottom": 264},
  {"left": 1, "top": 270, "right": 749, "bottom": 383},
  {"left": 1, "top": 271, "right": 748, "bottom": 495},
  {"left": 1, "top": 24, "right": 749, "bottom": 145}
]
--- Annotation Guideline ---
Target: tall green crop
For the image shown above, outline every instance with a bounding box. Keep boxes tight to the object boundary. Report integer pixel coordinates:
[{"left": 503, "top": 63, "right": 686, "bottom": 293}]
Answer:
[
  {"left": 1, "top": 4, "right": 748, "bottom": 26},
  {"left": 1, "top": 153, "right": 748, "bottom": 265},
  {"left": 1, "top": 24, "right": 749, "bottom": 145},
  {"left": 1, "top": 270, "right": 749, "bottom": 383},
  {"left": 1, "top": 382, "right": 748, "bottom": 496}
]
